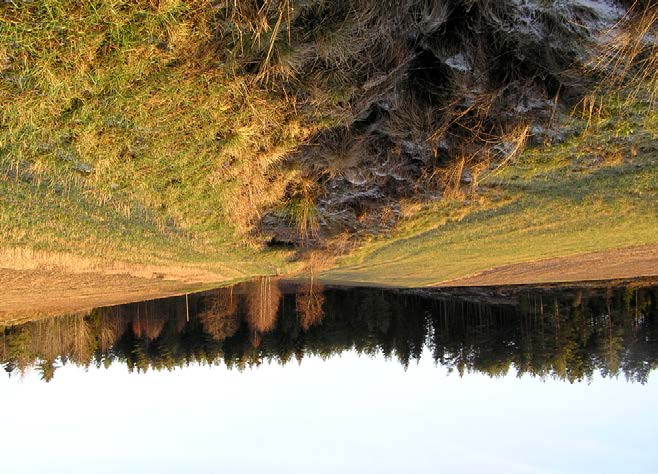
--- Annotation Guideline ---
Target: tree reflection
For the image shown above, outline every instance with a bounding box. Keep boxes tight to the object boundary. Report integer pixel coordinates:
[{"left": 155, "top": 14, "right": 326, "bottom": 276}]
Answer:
[
  {"left": 296, "top": 280, "right": 325, "bottom": 331},
  {"left": 199, "top": 287, "right": 240, "bottom": 341},
  {"left": 1, "top": 283, "right": 656, "bottom": 383},
  {"left": 245, "top": 276, "right": 281, "bottom": 339}
]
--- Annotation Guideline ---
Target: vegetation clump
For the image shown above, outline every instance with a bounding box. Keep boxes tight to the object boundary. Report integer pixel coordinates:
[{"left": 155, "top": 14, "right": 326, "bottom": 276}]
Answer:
[{"left": 227, "top": 0, "right": 655, "bottom": 248}]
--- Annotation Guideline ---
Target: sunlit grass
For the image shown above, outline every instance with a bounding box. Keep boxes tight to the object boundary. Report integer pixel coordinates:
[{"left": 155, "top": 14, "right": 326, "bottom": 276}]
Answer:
[
  {"left": 0, "top": 0, "right": 312, "bottom": 273},
  {"left": 322, "top": 95, "right": 658, "bottom": 286},
  {"left": 1, "top": 1, "right": 656, "bottom": 286}
]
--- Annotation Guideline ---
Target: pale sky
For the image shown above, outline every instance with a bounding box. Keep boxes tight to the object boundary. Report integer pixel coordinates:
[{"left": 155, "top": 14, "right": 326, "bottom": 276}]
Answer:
[{"left": 1, "top": 350, "right": 657, "bottom": 473}]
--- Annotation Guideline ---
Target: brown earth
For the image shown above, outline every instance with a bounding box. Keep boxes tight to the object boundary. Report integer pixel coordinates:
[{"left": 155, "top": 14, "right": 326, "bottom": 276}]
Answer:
[
  {"left": 436, "top": 245, "right": 658, "bottom": 287},
  {"left": 2, "top": 245, "right": 656, "bottom": 324},
  {"left": 0, "top": 268, "right": 216, "bottom": 325},
  {"left": 0, "top": 247, "right": 241, "bottom": 324}
]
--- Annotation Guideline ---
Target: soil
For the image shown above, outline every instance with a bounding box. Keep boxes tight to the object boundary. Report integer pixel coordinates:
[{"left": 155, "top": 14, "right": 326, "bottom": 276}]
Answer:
[
  {"left": 0, "top": 268, "right": 211, "bottom": 325},
  {"left": 436, "top": 245, "right": 658, "bottom": 287}
]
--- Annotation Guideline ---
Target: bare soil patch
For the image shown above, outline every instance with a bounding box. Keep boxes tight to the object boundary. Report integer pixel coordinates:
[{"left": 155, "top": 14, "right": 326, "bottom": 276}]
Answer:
[
  {"left": 0, "top": 268, "right": 213, "bottom": 324},
  {"left": 0, "top": 248, "right": 240, "bottom": 324},
  {"left": 436, "top": 245, "right": 658, "bottom": 287}
]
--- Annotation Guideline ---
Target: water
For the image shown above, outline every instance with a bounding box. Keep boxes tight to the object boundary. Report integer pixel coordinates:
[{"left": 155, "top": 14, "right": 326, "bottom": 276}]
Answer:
[{"left": 1, "top": 281, "right": 657, "bottom": 473}]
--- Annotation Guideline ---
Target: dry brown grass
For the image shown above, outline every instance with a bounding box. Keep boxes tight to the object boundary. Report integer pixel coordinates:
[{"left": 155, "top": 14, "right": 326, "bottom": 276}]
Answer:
[
  {"left": 0, "top": 247, "right": 237, "bottom": 283},
  {"left": 421, "top": 123, "right": 529, "bottom": 199},
  {"left": 3, "top": 0, "right": 652, "bottom": 280},
  {"left": 587, "top": 1, "right": 657, "bottom": 106}
]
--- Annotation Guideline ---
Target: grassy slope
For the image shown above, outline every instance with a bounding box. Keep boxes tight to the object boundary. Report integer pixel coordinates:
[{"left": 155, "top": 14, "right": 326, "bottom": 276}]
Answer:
[
  {"left": 0, "top": 1, "right": 303, "bottom": 277},
  {"left": 320, "top": 99, "right": 658, "bottom": 286},
  {"left": 1, "top": 1, "right": 656, "bottom": 288}
]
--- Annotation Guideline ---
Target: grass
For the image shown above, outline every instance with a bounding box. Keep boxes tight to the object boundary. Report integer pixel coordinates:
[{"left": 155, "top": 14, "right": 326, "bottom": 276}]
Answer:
[
  {"left": 0, "top": 0, "right": 314, "bottom": 276},
  {"left": 320, "top": 95, "right": 658, "bottom": 286},
  {"left": 1, "top": 1, "right": 656, "bottom": 289}
]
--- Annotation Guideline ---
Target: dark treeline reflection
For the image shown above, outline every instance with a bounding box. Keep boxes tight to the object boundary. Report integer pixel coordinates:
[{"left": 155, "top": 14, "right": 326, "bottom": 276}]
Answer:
[{"left": 1, "top": 279, "right": 657, "bottom": 383}]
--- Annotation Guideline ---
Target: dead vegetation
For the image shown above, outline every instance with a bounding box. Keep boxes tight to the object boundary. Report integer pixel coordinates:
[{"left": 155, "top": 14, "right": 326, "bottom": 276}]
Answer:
[
  {"left": 214, "top": 0, "right": 648, "bottom": 252},
  {"left": 582, "top": 0, "right": 657, "bottom": 127},
  {"left": 199, "top": 287, "right": 240, "bottom": 341},
  {"left": 588, "top": 1, "right": 657, "bottom": 103}
]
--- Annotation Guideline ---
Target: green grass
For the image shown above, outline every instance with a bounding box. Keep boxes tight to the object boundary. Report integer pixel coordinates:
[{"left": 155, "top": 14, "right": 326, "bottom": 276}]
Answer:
[
  {"left": 1, "top": 1, "right": 656, "bottom": 287},
  {"left": 0, "top": 1, "right": 312, "bottom": 275},
  {"left": 320, "top": 100, "right": 658, "bottom": 286}
]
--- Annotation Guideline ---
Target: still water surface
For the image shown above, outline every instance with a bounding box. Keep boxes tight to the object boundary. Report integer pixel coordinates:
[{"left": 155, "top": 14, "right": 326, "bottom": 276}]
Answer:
[{"left": 1, "top": 281, "right": 657, "bottom": 473}]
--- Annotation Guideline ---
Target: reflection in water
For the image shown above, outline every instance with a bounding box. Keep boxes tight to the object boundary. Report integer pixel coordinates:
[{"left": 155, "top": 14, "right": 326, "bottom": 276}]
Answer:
[
  {"left": 1, "top": 280, "right": 656, "bottom": 383},
  {"left": 245, "top": 276, "right": 281, "bottom": 343}
]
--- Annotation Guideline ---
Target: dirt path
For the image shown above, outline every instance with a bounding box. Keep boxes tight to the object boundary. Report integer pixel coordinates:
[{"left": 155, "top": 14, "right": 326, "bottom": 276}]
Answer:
[
  {"left": 0, "top": 268, "right": 217, "bottom": 324},
  {"left": 0, "top": 245, "right": 274, "bottom": 324},
  {"left": 436, "top": 245, "right": 658, "bottom": 287},
  {"left": 0, "top": 247, "right": 242, "bottom": 323}
]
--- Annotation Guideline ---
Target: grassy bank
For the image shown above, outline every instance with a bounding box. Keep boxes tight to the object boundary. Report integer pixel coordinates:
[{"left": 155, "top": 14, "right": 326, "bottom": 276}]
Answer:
[
  {"left": 321, "top": 97, "right": 658, "bottom": 286},
  {"left": 0, "top": 1, "right": 309, "bottom": 276},
  {"left": 1, "top": 1, "right": 656, "bottom": 289}
]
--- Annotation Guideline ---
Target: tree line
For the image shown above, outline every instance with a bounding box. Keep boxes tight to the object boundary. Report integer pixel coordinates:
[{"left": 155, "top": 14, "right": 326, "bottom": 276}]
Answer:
[{"left": 1, "top": 279, "right": 656, "bottom": 383}]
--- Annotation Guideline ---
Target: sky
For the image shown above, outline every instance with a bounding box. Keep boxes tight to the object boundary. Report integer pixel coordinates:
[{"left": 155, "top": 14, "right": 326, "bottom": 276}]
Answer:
[{"left": 1, "top": 350, "right": 657, "bottom": 474}]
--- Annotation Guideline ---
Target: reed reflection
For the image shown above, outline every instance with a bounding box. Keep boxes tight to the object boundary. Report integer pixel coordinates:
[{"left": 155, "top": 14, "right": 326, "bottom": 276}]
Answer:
[{"left": 1, "top": 281, "right": 656, "bottom": 383}]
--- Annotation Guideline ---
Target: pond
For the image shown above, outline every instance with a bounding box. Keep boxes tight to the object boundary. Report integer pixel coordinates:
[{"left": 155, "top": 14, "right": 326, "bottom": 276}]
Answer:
[{"left": 1, "top": 280, "right": 657, "bottom": 473}]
